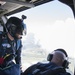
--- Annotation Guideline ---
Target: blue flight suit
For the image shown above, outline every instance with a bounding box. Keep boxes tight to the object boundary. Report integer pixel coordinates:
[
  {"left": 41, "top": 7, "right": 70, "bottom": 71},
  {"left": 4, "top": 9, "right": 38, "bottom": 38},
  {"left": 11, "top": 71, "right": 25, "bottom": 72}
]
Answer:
[{"left": 0, "top": 36, "right": 22, "bottom": 75}]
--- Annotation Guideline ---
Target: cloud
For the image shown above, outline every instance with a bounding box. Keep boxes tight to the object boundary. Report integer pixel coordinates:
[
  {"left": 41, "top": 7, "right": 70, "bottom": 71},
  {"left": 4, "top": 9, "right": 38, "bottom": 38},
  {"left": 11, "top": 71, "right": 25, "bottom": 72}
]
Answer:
[{"left": 22, "top": 18, "right": 75, "bottom": 58}]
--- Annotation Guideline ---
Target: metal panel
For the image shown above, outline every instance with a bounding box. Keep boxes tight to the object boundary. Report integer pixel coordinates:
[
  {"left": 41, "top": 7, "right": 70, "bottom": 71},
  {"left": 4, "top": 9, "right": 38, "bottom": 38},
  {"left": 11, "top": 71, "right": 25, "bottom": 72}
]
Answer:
[{"left": 0, "top": 0, "right": 74, "bottom": 17}]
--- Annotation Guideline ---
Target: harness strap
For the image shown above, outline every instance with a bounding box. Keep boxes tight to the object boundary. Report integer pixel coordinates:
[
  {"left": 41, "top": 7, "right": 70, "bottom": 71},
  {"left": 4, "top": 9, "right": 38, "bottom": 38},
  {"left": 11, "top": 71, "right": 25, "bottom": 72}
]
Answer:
[
  {"left": 4, "top": 54, "right": 10, "bottom": 59},
  {"left": 0, "top": 64, "right": 13, "bottom": 70}
]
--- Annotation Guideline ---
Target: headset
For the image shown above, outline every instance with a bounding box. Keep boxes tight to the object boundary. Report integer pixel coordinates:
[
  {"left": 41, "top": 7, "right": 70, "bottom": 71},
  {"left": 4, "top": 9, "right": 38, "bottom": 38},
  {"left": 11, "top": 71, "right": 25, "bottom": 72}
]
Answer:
[{"left": 47, "top": 49, "right": 69, "bottom": 69}]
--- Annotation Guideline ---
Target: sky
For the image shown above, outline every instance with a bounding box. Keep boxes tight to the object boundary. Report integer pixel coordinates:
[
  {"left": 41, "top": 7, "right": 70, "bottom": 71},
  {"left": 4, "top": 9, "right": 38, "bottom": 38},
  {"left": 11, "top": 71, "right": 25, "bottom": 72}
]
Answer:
[{"left": 10, "top": 0, "right": 75, "bottom": 58}]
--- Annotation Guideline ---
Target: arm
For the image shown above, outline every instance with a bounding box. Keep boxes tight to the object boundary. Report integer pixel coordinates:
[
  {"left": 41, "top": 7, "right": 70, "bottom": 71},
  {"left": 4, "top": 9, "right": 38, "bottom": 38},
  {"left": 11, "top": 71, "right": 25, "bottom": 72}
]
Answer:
[{"left": 15, "top": 40, "right": 22, "bottom": 67}]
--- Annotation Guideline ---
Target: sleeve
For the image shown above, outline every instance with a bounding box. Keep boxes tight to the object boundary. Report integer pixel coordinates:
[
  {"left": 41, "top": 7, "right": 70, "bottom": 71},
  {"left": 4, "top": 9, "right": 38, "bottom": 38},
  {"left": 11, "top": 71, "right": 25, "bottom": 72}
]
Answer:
[{"left": 15, "top": 40, "right": 22, "bottom": 66}]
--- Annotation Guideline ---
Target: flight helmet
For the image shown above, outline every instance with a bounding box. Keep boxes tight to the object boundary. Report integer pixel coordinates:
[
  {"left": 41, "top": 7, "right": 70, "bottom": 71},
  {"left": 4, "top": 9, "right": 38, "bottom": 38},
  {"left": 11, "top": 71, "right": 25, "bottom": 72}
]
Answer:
[{"left": 6, "top": 17, "right": 27, "bottom": 36}]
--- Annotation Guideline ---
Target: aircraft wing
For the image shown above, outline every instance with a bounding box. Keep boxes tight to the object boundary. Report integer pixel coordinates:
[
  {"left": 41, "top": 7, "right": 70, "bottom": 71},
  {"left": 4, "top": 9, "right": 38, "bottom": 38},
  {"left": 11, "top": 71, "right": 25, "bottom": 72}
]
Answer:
[{"left": 0, "top": 0, "right": 75, "bottom": 17}]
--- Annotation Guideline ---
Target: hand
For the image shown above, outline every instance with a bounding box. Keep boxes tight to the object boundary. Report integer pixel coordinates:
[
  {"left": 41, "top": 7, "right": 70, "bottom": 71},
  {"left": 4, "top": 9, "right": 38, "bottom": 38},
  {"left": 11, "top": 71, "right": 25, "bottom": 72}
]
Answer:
[
  {"left": 20, "top": 65, "right": 23, "bottom": 74},
  {"left": 21, "top": 72, "right": 24, "bottom": 75}
]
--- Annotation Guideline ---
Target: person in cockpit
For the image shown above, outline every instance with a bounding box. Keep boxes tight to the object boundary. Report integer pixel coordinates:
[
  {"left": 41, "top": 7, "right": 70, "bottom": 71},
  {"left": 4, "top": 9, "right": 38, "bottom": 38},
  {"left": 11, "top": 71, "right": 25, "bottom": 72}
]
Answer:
[{"left": 23, "top": 48, "right": 71, "bottom": 75}]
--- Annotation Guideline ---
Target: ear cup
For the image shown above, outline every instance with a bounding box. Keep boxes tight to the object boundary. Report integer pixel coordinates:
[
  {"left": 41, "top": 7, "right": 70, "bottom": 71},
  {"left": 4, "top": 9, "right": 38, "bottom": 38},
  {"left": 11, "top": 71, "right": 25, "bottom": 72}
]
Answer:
[
  {"left": 62, "top": 60, "right": 69, "bottom": 68},
  {"left": 47, "top": 54, "right": 53, "bottom": 61}
]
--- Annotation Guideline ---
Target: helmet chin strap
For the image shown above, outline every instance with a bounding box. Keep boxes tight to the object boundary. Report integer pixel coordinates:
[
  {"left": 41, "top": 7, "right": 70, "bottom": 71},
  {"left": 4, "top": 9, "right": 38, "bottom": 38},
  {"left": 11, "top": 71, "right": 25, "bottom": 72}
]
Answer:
[
  {"left": 7, "top": 32, "right": 14, "bottom": 41},
  {"left": 16, "top": 34, "right": 22, "bottom": 39},
  {"left": 18, "top": 37, "right": 22, "bottom": 39}
]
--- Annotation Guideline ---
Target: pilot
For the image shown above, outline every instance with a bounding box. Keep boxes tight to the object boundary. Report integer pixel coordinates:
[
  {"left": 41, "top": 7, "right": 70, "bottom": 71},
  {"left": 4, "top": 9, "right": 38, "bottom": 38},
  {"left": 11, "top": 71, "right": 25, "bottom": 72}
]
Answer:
[
  {"left": 23, "top": 48, "right": 71, "bottom": 75},
  {"left": 0, "top": 16, "right": 27, "bottom": 75}
]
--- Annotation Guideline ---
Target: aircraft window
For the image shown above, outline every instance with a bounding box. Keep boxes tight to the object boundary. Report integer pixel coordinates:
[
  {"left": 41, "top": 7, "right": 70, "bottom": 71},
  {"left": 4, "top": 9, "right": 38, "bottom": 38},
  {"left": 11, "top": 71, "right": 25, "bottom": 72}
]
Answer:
[{"left": 9, "top": 1, "right": 74, "bottom": 74}]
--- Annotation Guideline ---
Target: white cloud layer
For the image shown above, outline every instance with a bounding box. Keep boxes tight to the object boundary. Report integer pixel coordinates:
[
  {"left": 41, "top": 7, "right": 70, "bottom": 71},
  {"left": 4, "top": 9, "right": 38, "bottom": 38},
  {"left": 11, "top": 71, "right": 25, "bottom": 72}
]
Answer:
[{"left": 23, "top": 18, "right": 75, "bottom": 58}]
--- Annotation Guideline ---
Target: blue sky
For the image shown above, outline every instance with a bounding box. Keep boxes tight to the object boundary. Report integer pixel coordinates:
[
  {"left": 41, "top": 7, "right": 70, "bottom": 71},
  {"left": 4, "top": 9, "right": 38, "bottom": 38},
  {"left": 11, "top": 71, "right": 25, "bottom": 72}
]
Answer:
[{"left": 11, "top": 0, "right": 75, "bottom": 58}]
